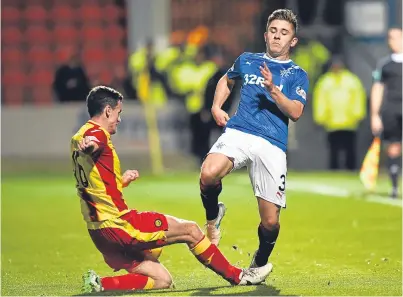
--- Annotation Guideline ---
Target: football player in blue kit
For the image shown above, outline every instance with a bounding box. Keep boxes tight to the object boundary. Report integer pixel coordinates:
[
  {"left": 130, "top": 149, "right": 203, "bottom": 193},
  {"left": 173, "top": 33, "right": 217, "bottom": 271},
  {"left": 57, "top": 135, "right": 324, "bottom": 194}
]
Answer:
[{"left": 199, "top": 8, "right": 309, "bottom": 274}]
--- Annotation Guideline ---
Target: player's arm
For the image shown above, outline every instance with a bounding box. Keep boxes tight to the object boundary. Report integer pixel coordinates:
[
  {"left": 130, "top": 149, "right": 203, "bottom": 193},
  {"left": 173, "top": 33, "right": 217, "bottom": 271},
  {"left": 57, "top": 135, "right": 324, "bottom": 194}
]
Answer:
[
  {"left": 211, "top": 74, "right": 235, "bottom": 126},
  {"left": 260, "top": 62, "right": 307, "bottom": 122},
  {"left": 268, "top": 85, "right": 304, "bottom": 122},
  {"left": 78, "top": 129, "right": 107, "bottom": 155},
  {"left": 212, "top": 74, "right": 235, "bottom": 109},
  {"left": 370, "top": 63, "right": 385, "bottom": 135},
  {"left": 78, "top": 136, "right": 100, "bottom": 154},
  {"left": 371, "top": 82, "right": 384, "bottom": 116},
  {"left": 211, "top": 54, "right": 242, "bottom": 126}
]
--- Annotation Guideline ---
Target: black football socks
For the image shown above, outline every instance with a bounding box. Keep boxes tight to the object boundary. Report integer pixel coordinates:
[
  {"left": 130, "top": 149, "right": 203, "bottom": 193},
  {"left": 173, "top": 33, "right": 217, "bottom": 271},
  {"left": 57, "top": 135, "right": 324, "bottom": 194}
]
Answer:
[
  {"left": 255, "top": 223, "right": 280, "bottom": 267},
  {"left": 200, "top": 179, "right": 222, "bottom": 221},
  {"left": 388, "top": 156, "right": 401, "bottom": 198}
]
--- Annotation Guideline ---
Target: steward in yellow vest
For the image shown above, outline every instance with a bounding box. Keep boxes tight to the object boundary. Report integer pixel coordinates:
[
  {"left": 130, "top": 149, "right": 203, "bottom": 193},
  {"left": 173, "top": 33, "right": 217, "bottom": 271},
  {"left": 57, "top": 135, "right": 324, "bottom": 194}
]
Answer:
[
  {"left": 313, "top": 58, "right": 366, "bottom": 170},
  {"left": 292, "top": 38, "right": 330, "bottom": 92},
  {"left": 128, "top": 40, "right": 169, "bottom": 108}
]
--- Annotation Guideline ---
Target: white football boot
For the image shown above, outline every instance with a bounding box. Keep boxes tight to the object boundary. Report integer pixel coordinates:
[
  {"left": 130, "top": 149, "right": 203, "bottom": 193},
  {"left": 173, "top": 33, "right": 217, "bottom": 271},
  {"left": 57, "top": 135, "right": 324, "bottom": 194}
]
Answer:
[
  {"left": 206, "top": 202, "right": 226, "bottom": 246},
  {"left": 82, "top": 269, "right": 103, "bottom": 293},
  {"left": 238, "top": 262, "right": 273, "bottom": 285}
]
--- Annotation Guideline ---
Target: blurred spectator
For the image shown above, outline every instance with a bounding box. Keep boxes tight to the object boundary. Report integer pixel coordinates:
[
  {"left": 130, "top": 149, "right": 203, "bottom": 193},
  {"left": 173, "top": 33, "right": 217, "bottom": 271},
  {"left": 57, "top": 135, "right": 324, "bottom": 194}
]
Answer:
[
  {"left": 111, "top": 65, "right": 137, "bottom": 100},
  {"left": 291, "top": 35, "right": 330, "bottom": 92},
  {"left": 200, "top": 47, "right": 236, "bottom": 159},
  {"left": 313, "top": 57, "right": 366, "bottom": 170},
  {"left": 157, "top": 30, "right": 197, "bottom": 100},
  {"left": 190, "top": 48, "right": 217, "bottom": 164},
  {"left": 171, "top": 46, "right": 217, "bottom": 163},
  {"left": 129, "top": 39, "right": 170, "bottom": 107},
  {"left": 53, "top": 48, "right": 91, "bottom": 103}
]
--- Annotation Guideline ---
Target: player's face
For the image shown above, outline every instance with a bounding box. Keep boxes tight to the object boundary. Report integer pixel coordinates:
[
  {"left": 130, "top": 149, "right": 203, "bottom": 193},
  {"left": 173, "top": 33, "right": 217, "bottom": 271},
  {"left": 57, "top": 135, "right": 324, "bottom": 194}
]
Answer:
[
  {"left": 388, "top": 29, "right": 403, "bottom": 53},
  {"left": 265, "top": 20, "right": 298, "bottom": 58},
  {"left": 106, "top": 100, "right": 122, "bottom": 135}
]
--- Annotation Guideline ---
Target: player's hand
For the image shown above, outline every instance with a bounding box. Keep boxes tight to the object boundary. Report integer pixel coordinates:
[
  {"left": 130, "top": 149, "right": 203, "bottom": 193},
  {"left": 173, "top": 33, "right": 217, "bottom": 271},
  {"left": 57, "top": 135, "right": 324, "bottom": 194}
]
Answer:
[
  {"left": 211, "top": 106, "right": 229, "bottom": 127},
  {"left": 260, "top": 62, "right": 274, "bottom": 92},
  {"left": 371, "top": 114, "right": 383, "bottom": 136},
  {"left": 78, "top": 136, "right": 99, "bottom": 154},
  {"left": 122, "top": 170, "right": 140, "bottom": 187}
]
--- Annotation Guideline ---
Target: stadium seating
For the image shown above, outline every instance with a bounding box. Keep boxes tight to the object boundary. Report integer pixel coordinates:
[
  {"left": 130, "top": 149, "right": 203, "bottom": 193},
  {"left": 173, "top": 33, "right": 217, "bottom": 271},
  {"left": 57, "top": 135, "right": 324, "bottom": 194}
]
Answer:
[
  {"left": 1, "top": 6, "right": 21, "bottom": 25},
  {"left": 50, "top": 5, "right": 76, "bottom": 24},
  {"left": 81, "top": 25, "right": 105, "bottom": 44},
  {"left": 26, "top": 25, "right": 52, "bottom": 44},
  {"left": 79, "top": 4, "right": 103, "bottom": 24},
  {"left": 2, "top": 27, "right": 23, "bottom": 46},
  {"left": 27, "top": 46, "right": 55, "bottom": 66},
  {"left": 2, "top": 47, "right": 25, "bottom": 68},
  {"left": 23, "top": 5, "right": 48, "bottom": 24},
  {"left": 53, "top": 24, "right": 79, "bottom": 45},
  {"left": 1, "top": 0, "right": 127, "bottom": 106}
]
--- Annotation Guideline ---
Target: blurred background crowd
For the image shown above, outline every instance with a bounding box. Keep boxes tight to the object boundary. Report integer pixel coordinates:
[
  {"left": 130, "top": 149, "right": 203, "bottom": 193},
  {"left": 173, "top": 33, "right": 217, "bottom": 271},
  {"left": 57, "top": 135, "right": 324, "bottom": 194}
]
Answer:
[{"left": 1, "top": 0, "right": 402, "bottom": 173}]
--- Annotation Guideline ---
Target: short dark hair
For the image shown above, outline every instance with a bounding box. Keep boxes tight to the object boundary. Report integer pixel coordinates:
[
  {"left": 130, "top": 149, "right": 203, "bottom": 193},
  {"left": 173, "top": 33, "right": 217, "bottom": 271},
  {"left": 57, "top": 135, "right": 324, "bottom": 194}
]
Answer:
[
  {"left": 267, "top": 9, "right": 298, "bottom": 34},
  {"left": 86, "top": 86, "right": 123, "bottom": 117}
]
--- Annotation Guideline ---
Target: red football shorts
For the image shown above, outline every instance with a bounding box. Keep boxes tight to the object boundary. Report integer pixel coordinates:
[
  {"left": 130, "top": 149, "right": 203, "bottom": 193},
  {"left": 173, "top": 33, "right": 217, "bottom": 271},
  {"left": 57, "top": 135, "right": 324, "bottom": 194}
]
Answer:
[{"left": 88, "top": 209, "right": 168, "bottom": 271}]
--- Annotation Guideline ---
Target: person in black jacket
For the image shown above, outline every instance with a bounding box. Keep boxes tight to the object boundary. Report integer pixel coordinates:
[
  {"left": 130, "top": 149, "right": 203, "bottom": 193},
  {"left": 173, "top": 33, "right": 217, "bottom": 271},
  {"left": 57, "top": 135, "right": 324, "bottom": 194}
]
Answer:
[
  {"left": 53, "top": 48, "right": 91, "bottom": 103},
  {"left": 371, "top": 28, "right": 402, "bottom": 198}
]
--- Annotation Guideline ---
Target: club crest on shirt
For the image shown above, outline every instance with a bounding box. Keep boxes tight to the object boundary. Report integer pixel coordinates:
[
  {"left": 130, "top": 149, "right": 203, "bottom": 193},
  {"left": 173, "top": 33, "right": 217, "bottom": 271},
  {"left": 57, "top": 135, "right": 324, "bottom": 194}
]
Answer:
[
  {"left": 154, "top": 219, "right": 162, "bottom": 227},
  {"left": 280, "top": 65, "right": 300, "bottom": 77}
]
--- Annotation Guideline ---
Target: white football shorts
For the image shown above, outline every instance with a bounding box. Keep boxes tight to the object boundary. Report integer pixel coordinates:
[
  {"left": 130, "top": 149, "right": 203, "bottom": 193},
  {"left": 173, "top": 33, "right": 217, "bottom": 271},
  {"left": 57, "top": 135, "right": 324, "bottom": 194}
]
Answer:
[{"left": 208, "top": 128, "right": 287, "bottom": 207}]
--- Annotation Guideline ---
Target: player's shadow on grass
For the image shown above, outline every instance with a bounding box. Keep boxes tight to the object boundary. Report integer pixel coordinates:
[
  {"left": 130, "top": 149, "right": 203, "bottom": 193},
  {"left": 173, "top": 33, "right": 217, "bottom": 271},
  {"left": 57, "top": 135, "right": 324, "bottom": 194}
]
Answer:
[
  {"left": 187, "top": 284, "right": 283, "bottom": 296},
  {"left": 74, "top": 284, "right": 289, "bottom": 296}
]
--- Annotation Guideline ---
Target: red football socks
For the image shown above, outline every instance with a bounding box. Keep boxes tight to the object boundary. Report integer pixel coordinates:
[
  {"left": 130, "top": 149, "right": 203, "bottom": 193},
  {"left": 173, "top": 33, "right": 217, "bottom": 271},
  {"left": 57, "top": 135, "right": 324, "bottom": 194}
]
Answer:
[
  {"left": 191, "top": 235, "right": 242, "bottom": 284},
  {"left": 101, "top": 273, "right": 154, "bottom": 291}
]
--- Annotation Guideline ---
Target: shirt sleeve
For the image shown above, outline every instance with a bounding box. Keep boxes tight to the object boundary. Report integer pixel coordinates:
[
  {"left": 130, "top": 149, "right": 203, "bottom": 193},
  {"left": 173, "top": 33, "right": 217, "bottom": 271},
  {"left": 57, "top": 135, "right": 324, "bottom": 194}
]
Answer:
[
  {"left": 226, "top": 54, "right": 243, "bottom": 80},
  {"left": 289, "top": 69, "right": 309, "bottom": 105},
  {"left": 83, "top": 128, "right": 108, "bottom": 150},
  {"left": 372, "top": 59, "right": 387, "bottom": 83}
]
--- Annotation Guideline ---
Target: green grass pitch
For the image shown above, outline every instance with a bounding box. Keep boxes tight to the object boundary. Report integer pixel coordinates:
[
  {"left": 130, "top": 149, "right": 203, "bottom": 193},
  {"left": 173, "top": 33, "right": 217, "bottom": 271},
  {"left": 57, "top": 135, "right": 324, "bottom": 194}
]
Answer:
[{"left": 1, "top": 171, "right": 402, "bottom": 296}]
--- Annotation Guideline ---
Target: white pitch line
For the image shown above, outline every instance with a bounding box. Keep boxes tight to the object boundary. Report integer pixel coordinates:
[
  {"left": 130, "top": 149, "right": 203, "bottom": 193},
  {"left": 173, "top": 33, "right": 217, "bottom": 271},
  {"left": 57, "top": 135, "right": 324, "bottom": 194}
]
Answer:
[
  {"left": 365, "top": 195, "right": 402, "bottom": 207},
  {"left": 233, "top": 176, "right": 402, "bottom": 208},
  {"left": 288, "top": 182, "right": 402, "bottom": 207}
]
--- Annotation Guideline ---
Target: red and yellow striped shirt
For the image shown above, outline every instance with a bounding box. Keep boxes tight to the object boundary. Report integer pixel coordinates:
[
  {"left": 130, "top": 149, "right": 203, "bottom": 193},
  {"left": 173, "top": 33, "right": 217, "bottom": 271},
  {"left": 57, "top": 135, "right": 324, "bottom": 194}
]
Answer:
[{"left": 71, "top": 121, "right": 129, "bottom": 226}]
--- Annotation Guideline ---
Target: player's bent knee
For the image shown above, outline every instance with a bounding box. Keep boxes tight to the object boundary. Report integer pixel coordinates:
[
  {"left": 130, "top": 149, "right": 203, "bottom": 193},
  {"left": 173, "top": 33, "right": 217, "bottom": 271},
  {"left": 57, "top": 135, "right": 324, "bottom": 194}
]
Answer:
[
  {"left": 200, "top": 167, "right": 217, "bottom": 184},
  {"left": 186, "top": 221, "right": 204, "bottom": 243},
  {"left": 153, "top": 273, "right": 173, "bottom": 289},
  {"left": 200, "top": 163, "right": 226, "bottom": 185},
  {"left": 261, "top": 217, "right": 280, "bottom": 230}
]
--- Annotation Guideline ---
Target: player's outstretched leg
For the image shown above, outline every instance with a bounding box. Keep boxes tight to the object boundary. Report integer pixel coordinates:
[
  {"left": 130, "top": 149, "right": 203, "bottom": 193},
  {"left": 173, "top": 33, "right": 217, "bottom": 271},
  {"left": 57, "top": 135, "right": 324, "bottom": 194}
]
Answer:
[
  {"left": 164, "top": 215, "right": 272, "bottom": 285},
  {"left": 82, "top": 259, "right": 174, "bottom": 293},
  {"left": 200, "top": 153, "right": 233, "bottom": 245},
  {"left": 250, "top": 199, "right": 280, "bottom": 269},
  {"left": 82, "top": 270, "right": 157, "bottom": 293}
]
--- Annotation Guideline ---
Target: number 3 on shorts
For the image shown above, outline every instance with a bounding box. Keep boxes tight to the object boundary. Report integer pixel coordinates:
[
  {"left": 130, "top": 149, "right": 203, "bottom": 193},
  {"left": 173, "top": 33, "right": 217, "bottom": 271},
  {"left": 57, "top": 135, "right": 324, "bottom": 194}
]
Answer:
[{"left": 278, "top": 174, "right": 286, "bottom": 191}]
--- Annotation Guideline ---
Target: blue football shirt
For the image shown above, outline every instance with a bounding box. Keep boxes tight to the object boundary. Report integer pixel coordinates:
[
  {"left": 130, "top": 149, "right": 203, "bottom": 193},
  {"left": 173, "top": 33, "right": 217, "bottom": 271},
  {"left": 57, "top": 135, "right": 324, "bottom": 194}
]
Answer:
[{"left": 225, "top": 52, "right": 309, "bottom": 152}]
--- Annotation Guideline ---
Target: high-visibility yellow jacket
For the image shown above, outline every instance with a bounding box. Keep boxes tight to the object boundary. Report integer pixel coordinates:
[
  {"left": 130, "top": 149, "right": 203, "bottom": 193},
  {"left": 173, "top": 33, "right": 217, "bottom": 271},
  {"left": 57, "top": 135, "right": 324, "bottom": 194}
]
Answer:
[
  {"left": 292, "top": 40, "right": 330, "bottom": 90},
  {"left": 128, "top": 48, "right": 167, "bottom": 107},
  {"left": 185, "top": 61, "right": 217, "bottom": 114},
  {"left": 313, "top": 69, "right": 367, "bottom": 131},
  {"left": 169, "top": 59, "right": 217, "bottom": 114}
]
